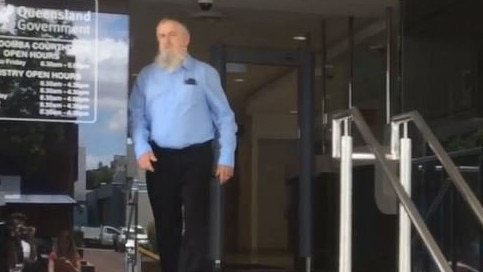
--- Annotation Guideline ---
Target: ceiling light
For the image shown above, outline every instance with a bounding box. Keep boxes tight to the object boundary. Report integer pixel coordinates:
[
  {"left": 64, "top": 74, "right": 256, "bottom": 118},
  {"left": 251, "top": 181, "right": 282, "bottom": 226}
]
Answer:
[
  {"left": 234, "top": 78, "right": 245, "bottom": 82},
  {"left": 293, "top": 36, "right": 306, "bottom": 41},
  {"left": 289, "top": 110, "right": 298, "bottom": 114}
]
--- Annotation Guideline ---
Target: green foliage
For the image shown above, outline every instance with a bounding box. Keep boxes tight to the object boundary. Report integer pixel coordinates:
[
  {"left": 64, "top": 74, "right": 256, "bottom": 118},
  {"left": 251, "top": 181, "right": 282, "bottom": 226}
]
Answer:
[
  {"left": 86, "top": 163, "right": 114, "bottom": 189},
  {"left": 0, "top": 121, "right": 69, "bottom": 175}
]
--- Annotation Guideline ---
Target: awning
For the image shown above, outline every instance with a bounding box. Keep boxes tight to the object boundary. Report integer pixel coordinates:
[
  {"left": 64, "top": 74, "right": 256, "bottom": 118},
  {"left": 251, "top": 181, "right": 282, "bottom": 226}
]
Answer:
[{"left": 2, "top": 194, "right": 77, "bottom": 205}]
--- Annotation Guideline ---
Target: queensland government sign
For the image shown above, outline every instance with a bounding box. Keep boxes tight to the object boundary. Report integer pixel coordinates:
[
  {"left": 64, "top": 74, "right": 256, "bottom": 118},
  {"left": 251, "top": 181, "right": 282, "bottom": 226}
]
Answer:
[{"left": 0, "top": 0, "right": 98, "bottom": 123}]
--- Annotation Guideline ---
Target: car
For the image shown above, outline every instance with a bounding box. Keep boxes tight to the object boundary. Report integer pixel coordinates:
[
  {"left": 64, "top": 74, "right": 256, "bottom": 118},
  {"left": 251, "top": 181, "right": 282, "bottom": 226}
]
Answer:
[{"left": 77, "top": 225, "right": 120, "bottom": 247}]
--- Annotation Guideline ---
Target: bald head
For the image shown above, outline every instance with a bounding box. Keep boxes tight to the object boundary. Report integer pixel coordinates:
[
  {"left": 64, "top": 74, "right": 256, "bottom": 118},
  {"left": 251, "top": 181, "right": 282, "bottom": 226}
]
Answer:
[{"left": 156, "top": 18, "right": 190, "bottom": 51}]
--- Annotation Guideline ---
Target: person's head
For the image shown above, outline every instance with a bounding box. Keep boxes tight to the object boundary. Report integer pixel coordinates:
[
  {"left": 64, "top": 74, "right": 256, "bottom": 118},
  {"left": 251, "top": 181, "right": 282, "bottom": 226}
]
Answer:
[
  {"left": 154, "top": 18, "right": 190, "bottom": 72},
  {"left": 7, "top": 213, "right": 26, "bottom": 228},
  {"left": 56, "top": 230, "right": 77, "bottom": 258}
]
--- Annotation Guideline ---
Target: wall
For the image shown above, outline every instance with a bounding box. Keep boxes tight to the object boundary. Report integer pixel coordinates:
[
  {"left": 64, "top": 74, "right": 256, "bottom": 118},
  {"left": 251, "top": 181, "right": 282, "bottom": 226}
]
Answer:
[
  {"left": 242, "top": 61, "right": 300, "bottom": 250},
  {"left": 236, "top": 112, "right": 299, "bottom": 251},
  {"left": 403, "top": 0, "right": 482, "bottom": 122},
  {"left": 257, "top": 139, "right": 297, "bottom": 250},
  {"left": 246, "top": 71, "right": 298, "bottom": 115},
  {"left": 75, "top": 147, "right": 87, "bottom": 201},
  {"left": 85, "top": 183, "right": 124, "bottom": 227}
]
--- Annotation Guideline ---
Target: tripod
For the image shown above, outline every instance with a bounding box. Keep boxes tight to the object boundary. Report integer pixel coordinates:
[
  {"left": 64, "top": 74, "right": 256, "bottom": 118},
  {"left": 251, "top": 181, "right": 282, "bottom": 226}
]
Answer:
[{"left": 124, "top": 179, "right": 140, "bottom": 272}]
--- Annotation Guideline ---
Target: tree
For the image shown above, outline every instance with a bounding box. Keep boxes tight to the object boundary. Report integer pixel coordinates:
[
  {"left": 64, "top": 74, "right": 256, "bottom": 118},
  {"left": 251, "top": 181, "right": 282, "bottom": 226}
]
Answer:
[{"left": 86, "top": 164, "right": 114, "bottom": 189}]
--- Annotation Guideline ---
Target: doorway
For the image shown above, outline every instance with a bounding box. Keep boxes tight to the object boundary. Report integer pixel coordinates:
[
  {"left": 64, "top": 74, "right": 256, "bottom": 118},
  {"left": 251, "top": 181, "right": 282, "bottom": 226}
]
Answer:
[{"left": 210, "top": 44, "right": 315, "bottom": 270}]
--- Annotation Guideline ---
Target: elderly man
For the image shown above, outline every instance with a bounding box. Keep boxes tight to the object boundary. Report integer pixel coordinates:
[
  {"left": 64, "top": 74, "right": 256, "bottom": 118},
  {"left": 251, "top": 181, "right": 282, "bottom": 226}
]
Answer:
[{"left": 128, "top": 18, "right": 237, "bottom": 272}]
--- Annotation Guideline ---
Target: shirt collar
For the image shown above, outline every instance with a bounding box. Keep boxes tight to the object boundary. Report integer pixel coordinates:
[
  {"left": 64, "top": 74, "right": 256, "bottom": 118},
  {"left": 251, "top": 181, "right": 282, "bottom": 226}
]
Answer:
[{"left": 181, "top": 54, "right": 195, "bottom": 71}]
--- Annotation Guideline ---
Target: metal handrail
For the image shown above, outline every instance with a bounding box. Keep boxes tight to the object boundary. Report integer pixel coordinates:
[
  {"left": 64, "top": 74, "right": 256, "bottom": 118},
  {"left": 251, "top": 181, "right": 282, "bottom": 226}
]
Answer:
[
  {"left": 333, "top": 107, "right": 452, "bottom": 272},
  {"left": 412, "top": 147, "right": 483, "bottom": 164},
  {"left": 391, "top": 111, "right": 483, "bottom": 227}
]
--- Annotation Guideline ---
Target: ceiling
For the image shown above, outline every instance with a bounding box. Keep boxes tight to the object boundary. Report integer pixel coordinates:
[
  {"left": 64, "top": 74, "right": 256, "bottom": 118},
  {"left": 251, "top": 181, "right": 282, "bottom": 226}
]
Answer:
[
  {"left": 130, "top": 0, "right": 397, "bottom": 115},
  {"left": 138, "top": 0, "right": 397, "bottom": 17}
]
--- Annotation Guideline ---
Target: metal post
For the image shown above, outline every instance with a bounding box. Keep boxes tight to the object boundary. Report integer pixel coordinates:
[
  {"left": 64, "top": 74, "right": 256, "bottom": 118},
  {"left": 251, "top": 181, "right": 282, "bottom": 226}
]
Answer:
[
  {"left": 348, "top": 17, "right": 354, "bottom": 109},
  {"left": 385, "top": 7, "right": 393, "bottom": 124},
  {"left": 125, "top": 185, "right": 140, "bottom": 272},
  {"left": 390, "top": 122, "right": 400, "bottom": 159},
  {"left": 397, "top": 1, "right": 405, "bottom": 114},
  {"left": 136, "top": 251, "right": 141, "bottom": 272},
  {"left": 339, "top": 121, "right": 353, "bottom": 272},
  {"left": 332, "top": 119, "right": 341, "bottom": 159},
  {"left": 134, "top": 188, "right": 139, "bottom": 260},
  {"left": 320, "top": 19, "right": 328, "bottom": 154},
  {"left": 399, "top": 124, "right": 412, "bottom": 272},
  {"left": 298, "top": 49, "right": 315, "bottom": 272},
  {"left": 210, "top": 179, "right": 224, "bottom": 272},
  {"left": 209, "top": 44, "right": 226, "bottom": 271}
]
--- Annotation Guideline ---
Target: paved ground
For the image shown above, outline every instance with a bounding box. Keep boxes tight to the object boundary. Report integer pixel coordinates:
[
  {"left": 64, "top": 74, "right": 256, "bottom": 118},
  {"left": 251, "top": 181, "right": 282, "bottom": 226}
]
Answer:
[
  {"left": 83, "top": 248, "right": 125, "bottom": 272},
  {"left": 80, "top": 248, "right": 290, "bottom": 272}
]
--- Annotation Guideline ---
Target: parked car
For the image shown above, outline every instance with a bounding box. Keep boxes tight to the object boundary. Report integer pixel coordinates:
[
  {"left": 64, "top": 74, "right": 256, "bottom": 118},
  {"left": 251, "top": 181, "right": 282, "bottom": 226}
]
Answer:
[
  {"left": 78, "top": 225, "right": 120, "bottom": 247},
  {"left": 114, "top": 225, "right": 149, "bottom": 252}
]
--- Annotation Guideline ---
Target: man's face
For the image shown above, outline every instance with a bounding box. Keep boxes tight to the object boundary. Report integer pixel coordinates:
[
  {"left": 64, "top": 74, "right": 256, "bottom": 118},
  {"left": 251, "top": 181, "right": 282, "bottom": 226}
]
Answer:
[
  {"left": 156, "top": 20, "right": 189, "bottom": 56},
  {"left": 9, "top": 218, "right": 22, "bottom": 228}
]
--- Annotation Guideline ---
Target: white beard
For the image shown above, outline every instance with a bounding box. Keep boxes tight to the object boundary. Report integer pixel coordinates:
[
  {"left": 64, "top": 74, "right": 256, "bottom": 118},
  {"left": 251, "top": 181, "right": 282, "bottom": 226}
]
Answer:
[{"left": 154, "top": 49, "right": 186, "bottom": 72}]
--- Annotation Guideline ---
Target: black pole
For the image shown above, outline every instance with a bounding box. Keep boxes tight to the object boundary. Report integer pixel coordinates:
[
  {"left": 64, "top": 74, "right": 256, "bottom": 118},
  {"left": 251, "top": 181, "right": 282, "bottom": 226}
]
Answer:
[
  {"left": 320, "top": 19, "right": 328, "bottom": 155},
  {"left": 209, "top": 44, "right": 226, "bottom": 272},
  {"left": 298, "top": 49, "right": 315, "bottom": 271},
  {"left": 348, "top": 16, "right": 354, "bottom": 109},
  {"left": 479, "top": 155, "right": 483, "bottom": 271},
  {"left": 134, "top": 187, "right": 139, "bottom": 266}
]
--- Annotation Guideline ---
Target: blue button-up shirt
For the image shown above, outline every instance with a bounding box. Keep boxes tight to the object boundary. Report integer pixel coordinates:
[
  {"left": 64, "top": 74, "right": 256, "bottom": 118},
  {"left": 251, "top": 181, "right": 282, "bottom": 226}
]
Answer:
[{"left": 128, "top": 55, "right": 238, "bottom": 167}]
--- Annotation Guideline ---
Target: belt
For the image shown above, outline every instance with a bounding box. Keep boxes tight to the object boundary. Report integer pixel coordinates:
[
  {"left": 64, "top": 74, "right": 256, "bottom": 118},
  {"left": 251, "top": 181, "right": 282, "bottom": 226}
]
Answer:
[{"left": 150, "top": 139, "right": 213, "bottom": 153}]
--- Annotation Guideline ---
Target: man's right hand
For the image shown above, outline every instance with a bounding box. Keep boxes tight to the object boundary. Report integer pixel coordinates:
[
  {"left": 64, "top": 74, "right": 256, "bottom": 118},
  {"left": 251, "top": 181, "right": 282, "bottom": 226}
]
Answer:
[{"left": 137, "top": 151, "right": 157, "bottom": 172}]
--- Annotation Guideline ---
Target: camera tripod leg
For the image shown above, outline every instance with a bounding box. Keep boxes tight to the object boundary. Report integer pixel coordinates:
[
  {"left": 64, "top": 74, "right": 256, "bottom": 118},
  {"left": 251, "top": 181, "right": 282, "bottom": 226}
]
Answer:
[
  {"left": 124, "top": 181, "right": 141, "bottom": 272},
  {"left": 213, "top": 260, "right": 222, "bottom": 272},
  {"left": 124, "top": 248, "right": 141, "bottom": 272}
]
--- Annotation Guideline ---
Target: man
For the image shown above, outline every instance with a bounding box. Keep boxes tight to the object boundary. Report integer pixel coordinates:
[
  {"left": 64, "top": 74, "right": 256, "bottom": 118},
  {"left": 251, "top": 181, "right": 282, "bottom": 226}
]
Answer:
[
  {"left": 6, "top": 213, "right": 37, "bottom": 271},
  {"left": 128, "top": 18, "right": 237, "bottom": 272}
]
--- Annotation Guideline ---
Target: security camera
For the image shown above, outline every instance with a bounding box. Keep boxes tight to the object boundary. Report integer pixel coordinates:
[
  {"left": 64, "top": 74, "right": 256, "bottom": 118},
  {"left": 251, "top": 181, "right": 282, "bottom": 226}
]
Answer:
[{"left": 198, "top": 0, "right": 213, "bottom": 11}]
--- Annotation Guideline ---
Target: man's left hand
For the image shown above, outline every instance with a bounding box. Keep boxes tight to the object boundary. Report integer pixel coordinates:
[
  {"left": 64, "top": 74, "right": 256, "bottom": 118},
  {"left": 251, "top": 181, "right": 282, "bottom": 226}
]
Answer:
[{"left": 215, "top": 165, "right": 234, "bottom": 184}]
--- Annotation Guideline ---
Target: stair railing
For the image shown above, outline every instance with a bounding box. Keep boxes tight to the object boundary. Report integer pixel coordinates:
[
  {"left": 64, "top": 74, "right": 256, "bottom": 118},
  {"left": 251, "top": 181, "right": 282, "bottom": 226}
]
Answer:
[{"left": 332, "top": 107, "right": 452, "bottom": 272}]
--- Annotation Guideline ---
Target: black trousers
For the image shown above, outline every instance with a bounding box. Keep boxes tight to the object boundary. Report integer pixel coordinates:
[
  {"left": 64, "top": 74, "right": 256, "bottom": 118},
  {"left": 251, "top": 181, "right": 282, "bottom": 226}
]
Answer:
[
  {"left": 146, "top": 140, "right": 213, "bottom": 272},
  {"left": 0, "top": 222, "right": 7, "bottom": 272}
]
